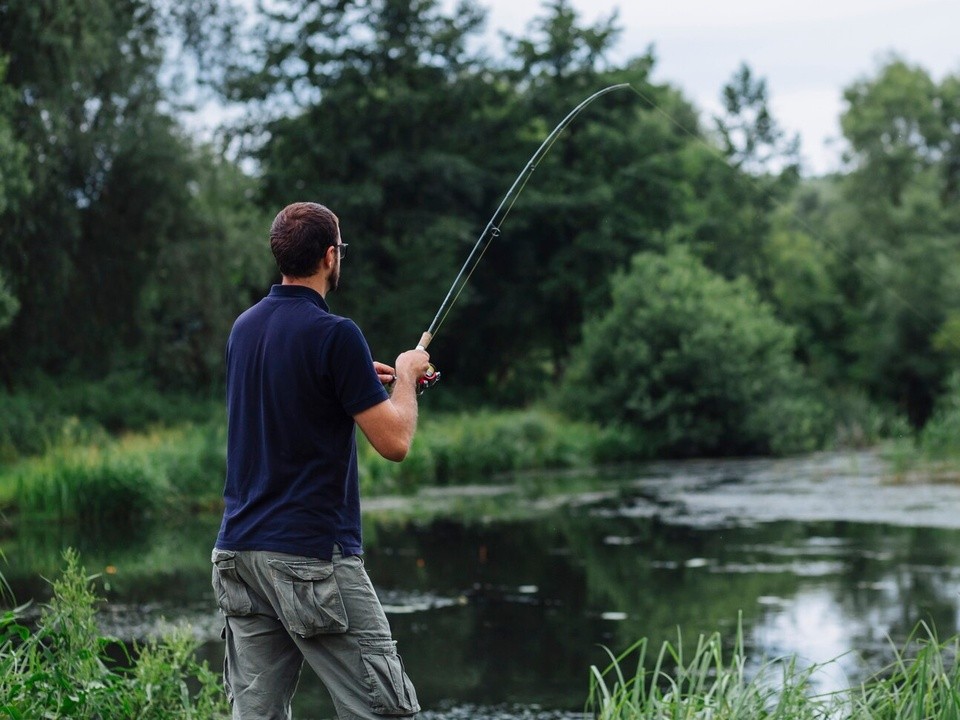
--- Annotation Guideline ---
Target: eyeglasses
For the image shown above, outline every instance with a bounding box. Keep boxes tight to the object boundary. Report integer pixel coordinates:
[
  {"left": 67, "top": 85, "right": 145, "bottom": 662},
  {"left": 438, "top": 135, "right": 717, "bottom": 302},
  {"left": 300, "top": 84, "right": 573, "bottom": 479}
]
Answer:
[{"left": 336, "top": 243, "right": 348, "bottom": 259}]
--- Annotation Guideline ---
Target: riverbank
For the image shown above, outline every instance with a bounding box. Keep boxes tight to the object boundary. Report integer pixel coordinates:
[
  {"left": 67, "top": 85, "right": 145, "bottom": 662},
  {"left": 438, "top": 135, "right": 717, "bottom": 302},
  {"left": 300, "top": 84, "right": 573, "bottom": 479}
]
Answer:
[
  {"left": 7, "top": 452, "right": 960, "bottom": 719},
  {"left": 4, "top": 405, "right": 960, "bottom": 530}
]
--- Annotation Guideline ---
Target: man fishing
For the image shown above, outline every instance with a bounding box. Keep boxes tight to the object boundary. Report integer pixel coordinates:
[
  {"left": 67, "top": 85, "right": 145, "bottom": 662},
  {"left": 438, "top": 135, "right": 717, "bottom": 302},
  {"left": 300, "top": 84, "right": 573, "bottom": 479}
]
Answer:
[{"left": 211, "top": 201, "right": 430, "bottom": 719}]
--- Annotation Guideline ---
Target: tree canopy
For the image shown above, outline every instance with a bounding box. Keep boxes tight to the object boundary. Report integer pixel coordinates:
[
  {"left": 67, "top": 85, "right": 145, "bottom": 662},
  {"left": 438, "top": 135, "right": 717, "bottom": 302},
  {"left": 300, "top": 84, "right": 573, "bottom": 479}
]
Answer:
[{"left": 1, "top": 0, "right": 958, "bottom": 452}]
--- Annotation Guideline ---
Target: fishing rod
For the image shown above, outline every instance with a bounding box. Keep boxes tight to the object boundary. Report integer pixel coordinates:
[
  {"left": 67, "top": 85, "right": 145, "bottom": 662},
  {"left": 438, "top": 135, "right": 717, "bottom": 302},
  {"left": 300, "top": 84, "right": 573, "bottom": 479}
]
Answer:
[{"left": 414, "top": 83, "right": 633, "bottom": 393}]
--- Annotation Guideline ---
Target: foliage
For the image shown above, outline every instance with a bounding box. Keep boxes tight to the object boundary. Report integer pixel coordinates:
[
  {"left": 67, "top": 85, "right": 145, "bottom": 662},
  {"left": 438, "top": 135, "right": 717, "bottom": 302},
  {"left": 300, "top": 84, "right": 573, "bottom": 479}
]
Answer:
[
  {"left": 587, "top": 619, "right": 960, "bottom": 720},
  {"left": 557, "top": 245, "right": 831, "bottom": 457},
  {"left": 8, "top": 422, "right": 226, "bottom": 524},
  {"left": 0, "top": 375, "right": 220, "bottom": 463},
  {"left": 833, "top": 56, "right": 960, "bottom": 425},
  {"left": 358, "top": 407, "right": 609, "bottom": 492},
  {"left": 916, "top": 370, "right": 960, "bottom": 460},
  {"left": 0, "top": 0, "right": 958, "bottom": 457},
  {"left": 0, "top": 0, "right": 271, "bottom": 390},
  {"left": 588, "top": 621, "right": 826, "bottom": 720},
  {"left": 0, "top": 549, "right": 227, "bottom": 718}
]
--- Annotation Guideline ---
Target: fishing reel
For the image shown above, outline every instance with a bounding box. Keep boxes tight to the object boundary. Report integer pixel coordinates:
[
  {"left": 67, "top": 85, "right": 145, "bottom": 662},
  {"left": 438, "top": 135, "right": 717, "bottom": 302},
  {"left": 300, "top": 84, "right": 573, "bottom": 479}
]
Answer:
[{"left": 417, "top": 364, "right": 440, "bottom": 395}]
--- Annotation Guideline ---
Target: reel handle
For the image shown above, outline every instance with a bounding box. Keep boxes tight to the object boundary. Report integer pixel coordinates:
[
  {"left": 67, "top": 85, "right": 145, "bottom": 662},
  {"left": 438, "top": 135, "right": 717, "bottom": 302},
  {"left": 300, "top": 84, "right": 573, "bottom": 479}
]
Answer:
[{"left": 416, "top": 331, "right": 439, "bottom": 394}]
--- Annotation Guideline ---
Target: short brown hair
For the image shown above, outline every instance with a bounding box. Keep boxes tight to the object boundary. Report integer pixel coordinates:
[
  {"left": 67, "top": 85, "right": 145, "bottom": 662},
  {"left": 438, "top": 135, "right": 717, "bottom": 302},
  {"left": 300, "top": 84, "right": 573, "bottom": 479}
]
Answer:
[{"left": 269, "top": 202, "right": 339, "bottom": 278}]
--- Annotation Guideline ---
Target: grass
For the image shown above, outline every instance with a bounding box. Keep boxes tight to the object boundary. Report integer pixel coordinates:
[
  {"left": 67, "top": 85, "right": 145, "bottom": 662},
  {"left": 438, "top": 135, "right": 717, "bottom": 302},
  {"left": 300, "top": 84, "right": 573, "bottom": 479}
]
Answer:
[
  {"left": 587, "top": 617, "right": 960, "bottom": 719},
  {"left": 358, "top": 407, "right": 636, "bottom": 494},
  {"left": 4, "top": 423, "right": 226, "bottom": 525},
  {"left": 0, "top": 549, "right": 227, "bottom": 719}
]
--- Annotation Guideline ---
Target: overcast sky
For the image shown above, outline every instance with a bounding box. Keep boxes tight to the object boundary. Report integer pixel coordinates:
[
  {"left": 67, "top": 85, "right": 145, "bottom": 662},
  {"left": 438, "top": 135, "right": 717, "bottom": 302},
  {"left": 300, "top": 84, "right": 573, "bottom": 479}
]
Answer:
[{"left": 459, "top": 0, "right": 960, "bottom": 175}]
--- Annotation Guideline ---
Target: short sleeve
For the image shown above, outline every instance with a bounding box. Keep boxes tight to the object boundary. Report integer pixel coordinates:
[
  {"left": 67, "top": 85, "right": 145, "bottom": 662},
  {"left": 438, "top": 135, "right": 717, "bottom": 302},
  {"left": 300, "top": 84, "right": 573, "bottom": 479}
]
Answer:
[{"left": 327, "top": 320, "right": 389, "bottom": 416}]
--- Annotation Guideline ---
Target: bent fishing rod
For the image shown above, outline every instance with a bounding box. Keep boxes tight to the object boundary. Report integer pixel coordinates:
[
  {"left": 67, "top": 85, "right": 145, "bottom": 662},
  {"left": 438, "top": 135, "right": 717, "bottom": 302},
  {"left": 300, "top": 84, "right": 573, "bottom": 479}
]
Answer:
[{"left": 414, "top": 83, "right": 633, "bottom": 393}]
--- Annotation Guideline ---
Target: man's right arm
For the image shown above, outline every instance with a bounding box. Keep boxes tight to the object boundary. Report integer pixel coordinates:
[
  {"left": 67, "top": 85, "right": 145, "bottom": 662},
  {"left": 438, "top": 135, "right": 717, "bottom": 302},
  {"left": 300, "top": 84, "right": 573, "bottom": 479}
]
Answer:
[{"left": 354, "top": 349, "right": 431, "bottom": 462}]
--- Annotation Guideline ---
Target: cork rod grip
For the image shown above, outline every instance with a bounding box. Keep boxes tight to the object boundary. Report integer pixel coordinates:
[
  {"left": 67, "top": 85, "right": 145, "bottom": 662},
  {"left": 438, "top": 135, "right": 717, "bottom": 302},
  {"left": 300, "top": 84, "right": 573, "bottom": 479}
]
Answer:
[{"left": 416, "top": 331, "right": 433, "bottom": 351}]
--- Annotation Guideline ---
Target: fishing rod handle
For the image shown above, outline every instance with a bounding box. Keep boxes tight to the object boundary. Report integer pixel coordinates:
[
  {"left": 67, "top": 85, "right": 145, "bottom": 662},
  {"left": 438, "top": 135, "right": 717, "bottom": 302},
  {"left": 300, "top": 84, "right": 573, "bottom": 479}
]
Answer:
[{"left": 414, "top": 331, "right": 439, "bottom": 393}]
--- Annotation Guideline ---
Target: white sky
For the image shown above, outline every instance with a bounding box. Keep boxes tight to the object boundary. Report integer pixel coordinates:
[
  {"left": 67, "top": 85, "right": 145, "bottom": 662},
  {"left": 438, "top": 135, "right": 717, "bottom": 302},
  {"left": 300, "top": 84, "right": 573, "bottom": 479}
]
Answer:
[{"left": 459, "top": 0, "right": 960, "bottom": 175}]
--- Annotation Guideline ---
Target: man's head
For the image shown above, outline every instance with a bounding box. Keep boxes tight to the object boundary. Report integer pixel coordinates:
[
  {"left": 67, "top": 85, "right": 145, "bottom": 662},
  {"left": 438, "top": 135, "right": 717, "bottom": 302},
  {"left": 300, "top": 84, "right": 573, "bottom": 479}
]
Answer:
[{"left": 270, "top": 202, "right": 342, "bottom": 290}]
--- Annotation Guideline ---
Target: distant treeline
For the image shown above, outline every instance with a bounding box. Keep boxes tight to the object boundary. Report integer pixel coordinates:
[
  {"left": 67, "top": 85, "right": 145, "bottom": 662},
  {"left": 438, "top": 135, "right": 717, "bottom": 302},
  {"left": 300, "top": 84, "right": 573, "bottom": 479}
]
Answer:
[{"left": 2, "top": 0, "right": 959, "bottom": 458}]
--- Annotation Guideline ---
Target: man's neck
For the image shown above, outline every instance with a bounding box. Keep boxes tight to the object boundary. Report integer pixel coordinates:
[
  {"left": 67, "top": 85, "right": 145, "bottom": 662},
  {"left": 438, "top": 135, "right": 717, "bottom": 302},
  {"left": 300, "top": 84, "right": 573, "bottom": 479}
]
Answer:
[{"left": 281, "top": 274, "right": 327, "bottom": 297}]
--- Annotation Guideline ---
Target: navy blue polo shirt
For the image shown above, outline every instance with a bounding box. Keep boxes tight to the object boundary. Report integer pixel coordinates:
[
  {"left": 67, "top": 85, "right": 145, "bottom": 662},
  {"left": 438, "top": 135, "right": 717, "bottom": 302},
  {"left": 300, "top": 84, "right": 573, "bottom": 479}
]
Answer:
[{"left": 215, "top": 284, "right": 389, "bottom": 560}]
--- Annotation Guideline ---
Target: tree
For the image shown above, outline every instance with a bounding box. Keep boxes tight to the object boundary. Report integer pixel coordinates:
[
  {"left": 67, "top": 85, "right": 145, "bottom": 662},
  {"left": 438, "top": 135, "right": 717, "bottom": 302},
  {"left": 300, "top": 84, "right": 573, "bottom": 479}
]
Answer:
[
  {"left": 0, "top": 0, "right": 260, "bottom": 389},
  {"left": 841, "top": 56, "right": 940, "bottom": 207},
  {"left": 220, "top": 0, "right": 513, "bottom": 368},
  {"left": 557, "top": 245, "right": 828, "bottom": 457},
  {"left": 832, "top": 57, "right": 960, "bottom": 425},
  {"left": 716, "top": 63, "right": 800, "bottom": 176}
]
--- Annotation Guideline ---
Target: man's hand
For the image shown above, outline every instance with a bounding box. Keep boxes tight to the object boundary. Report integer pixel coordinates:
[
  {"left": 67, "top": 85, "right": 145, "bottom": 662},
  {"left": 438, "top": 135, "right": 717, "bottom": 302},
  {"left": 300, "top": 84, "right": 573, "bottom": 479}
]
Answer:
[
  {"left": 392, "top": 349, "right": 431, "bottom": 390},
  {"left": 373, "top": 360, "right": 397, "bottom": 386},
  {"left": 358, "top": 349, "right": 431, "bottom": 461}
]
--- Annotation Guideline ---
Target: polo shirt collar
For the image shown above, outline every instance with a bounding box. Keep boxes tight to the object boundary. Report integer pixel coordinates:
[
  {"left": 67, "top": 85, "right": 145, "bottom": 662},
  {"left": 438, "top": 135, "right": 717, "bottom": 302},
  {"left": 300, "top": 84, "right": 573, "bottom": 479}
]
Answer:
[{"left": 268, "top": 284, "right": 329, "bottom": 312}]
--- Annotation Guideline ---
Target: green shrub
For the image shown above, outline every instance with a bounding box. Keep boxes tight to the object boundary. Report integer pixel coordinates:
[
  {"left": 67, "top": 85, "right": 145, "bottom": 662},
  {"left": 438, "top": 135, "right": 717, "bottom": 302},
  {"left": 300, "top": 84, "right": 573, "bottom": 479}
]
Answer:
[
  {"left": 557, "top": 246, "right": 830, "bottom": 457},
  {"left": 0, "top": 549, "right": 227, "bottom": 718},
  {"left": 918, "top": 371, "right": 960, "bottom": 459},
  {"left": 10, "top": 424, "right": 226, "bottom": 522},
  {"left": 47, "top": 371, "right": 220, "bottom": 433},
  {"left": 0, "top": 393, "right": 100, "bottom": 463}
]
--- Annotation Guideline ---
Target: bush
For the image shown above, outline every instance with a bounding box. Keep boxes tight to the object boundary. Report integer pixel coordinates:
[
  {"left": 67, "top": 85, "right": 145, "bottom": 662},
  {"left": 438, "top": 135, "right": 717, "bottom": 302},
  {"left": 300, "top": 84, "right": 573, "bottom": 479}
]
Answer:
[
  {"left": 0, "top": 375, "right": 221, "bottom": 464},
  {"left": 0, "top": 549, "right": 227, "bottom": 718},
  {"left": 557, "top": 246, "right": 832, "bottom": 457},
  {"left": 918, "top": 370, "right": 960, "bottom": 459}
]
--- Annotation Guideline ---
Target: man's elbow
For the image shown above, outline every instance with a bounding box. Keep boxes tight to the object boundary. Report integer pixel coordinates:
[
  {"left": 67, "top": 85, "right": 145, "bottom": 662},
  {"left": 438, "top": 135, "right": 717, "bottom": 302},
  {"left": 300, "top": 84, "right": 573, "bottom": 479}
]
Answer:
[{"left": 379, "top": 443, "right": 410, "bottom": 463}]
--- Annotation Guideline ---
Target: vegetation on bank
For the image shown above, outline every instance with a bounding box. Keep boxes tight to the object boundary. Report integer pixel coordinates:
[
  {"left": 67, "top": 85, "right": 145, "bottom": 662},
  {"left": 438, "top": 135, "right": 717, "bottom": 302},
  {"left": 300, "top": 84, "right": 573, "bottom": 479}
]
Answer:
[
  {"left": 0, "top": 550, "right": 227, "bottom": 719},
  {"left": 3, "top": 0, "right": 960, "bottom": 458},
  {"left": 588, "top": 619, "right": 960, "bottom": 719},
  {"left": 0, "top": 373, "right": 954, "bottom": 526},
  {"left": 4, "top": 549, "right": 960, "bottom": 720}
]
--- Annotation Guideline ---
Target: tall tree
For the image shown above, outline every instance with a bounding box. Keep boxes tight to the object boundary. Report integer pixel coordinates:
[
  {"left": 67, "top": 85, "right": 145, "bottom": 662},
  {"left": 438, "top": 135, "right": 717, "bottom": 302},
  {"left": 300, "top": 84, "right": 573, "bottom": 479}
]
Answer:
[
  {"left": 220, "top": 0, "right": 512, "bottom": 369},
  {"left": 0, "top": 0, "right": 174, "bottom": 380},
  {"left": 0, "top": 0, "right": 261, "bottom": 390},
  {"left": 715, "top": 63, "right": 800, "bottom": 176},
  {"left": 833, "top": 57, "right": 960, "bottom": 424}
]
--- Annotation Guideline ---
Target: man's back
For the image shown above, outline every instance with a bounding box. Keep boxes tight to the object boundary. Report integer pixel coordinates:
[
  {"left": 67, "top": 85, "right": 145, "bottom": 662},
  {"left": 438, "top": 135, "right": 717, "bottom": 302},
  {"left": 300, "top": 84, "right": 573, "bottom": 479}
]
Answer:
[{"left": 217, "top": 284, "right": 387, "bottom": 560}]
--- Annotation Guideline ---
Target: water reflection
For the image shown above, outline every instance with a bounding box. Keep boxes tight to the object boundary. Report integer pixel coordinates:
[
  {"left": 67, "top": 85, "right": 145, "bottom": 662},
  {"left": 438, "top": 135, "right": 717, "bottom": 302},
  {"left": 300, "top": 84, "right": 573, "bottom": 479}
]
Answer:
[{"left": 4, "top": 451, "right": 960, "bottom": 718}]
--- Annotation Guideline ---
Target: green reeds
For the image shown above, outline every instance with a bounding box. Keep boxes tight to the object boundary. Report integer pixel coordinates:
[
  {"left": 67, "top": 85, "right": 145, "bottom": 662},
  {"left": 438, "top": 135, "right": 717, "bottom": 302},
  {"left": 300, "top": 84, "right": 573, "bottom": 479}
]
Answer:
[
  {"left": 587, "top": 620, "right": 960, "bottom": 720},
  {"left": 851, "top": 623, "right": 960, "bottom": 719},
  {"left": 9, "top": 423, "right": 226, "bottom": 524},
  {"left": 358, "top": 408, "right": 608, "bottom": 492},
  {"left": 587, "top": 620, "right": 828, "bottom": 720}
]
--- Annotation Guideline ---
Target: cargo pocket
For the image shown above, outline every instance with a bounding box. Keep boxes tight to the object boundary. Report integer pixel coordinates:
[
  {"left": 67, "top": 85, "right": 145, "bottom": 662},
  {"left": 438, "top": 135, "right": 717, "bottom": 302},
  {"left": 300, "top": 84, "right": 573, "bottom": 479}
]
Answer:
[
  {"left": 268, "top": 558, "right": 348, "bottom": 637},
  {"left": 359, "top": 638, "right": 420, "bottom": 716},
  {"left": 211, "top": 549, "right": 254, "bottom": 616}
]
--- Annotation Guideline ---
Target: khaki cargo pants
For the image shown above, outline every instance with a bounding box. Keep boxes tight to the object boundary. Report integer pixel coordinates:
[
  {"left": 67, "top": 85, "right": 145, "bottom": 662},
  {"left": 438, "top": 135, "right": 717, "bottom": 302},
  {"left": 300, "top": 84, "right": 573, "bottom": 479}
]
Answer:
[{"left": 211, "top": 547, "right": 420, "bottom": 720}]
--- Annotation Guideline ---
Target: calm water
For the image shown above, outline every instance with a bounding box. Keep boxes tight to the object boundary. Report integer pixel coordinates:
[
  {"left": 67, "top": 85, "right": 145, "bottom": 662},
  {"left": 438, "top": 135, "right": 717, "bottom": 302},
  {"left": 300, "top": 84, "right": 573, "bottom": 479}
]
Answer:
[{"left": 5, "top": 451, "right": 960, "bottom": 719}]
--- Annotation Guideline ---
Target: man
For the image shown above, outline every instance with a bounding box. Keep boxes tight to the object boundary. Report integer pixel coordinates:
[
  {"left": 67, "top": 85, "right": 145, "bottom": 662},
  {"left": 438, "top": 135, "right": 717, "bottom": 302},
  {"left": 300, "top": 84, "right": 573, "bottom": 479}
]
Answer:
[{"left": 211, "top": 201, "right": 431, "bottom": 719}]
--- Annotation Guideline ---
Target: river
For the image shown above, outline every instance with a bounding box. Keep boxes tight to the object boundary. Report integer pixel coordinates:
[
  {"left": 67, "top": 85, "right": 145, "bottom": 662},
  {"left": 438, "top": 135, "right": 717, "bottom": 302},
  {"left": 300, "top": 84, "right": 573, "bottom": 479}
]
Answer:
[{"left": 4, "top": 450, "right": 960, "bottom": 719}]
